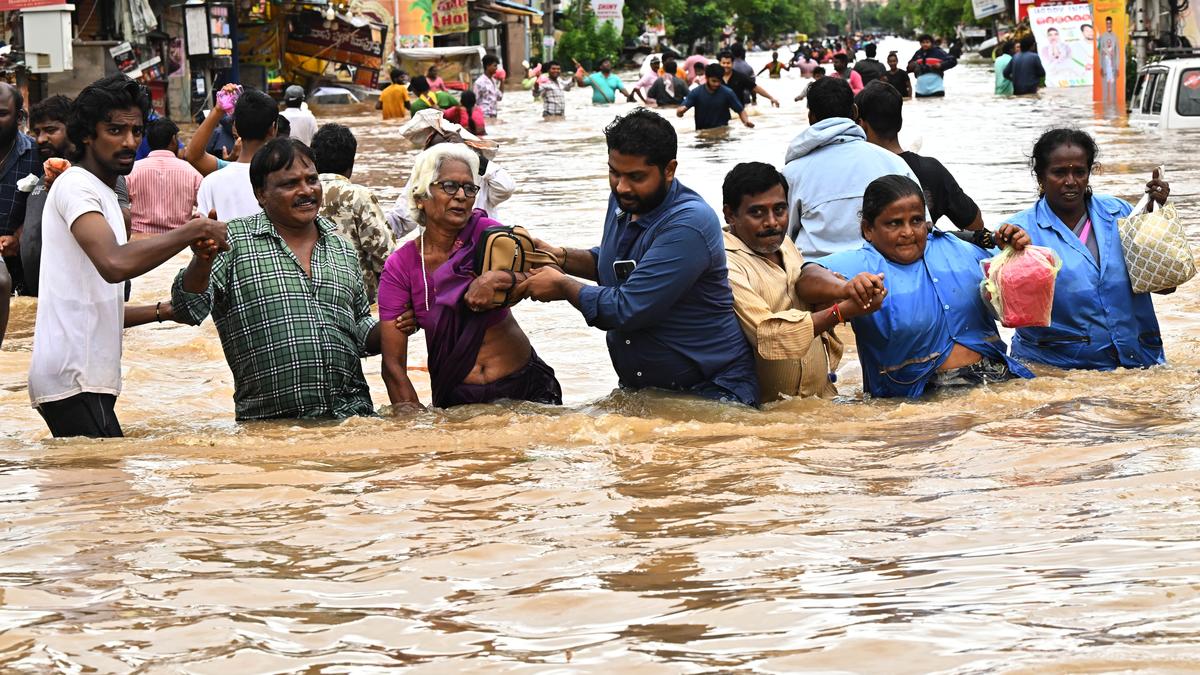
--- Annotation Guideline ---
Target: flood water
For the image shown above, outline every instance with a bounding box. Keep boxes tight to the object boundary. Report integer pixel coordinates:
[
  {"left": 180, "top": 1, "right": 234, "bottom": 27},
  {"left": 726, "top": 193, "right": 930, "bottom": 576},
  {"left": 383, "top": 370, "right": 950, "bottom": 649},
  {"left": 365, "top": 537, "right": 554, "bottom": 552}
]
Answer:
[{"left": 3, "top": 42, "right": 1200, "bottom": 671}]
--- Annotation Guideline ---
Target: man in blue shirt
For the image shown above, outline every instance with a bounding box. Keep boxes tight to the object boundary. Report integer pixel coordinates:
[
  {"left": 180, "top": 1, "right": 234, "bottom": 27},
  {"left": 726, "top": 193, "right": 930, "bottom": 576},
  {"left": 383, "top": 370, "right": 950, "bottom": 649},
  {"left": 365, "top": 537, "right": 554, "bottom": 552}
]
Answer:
[
  {"left": 1004, "top": 35, "right": 1046, "bottom": 96},
  {"left": 0, "top": 83, "right": 45, "bottom": 295},
  {"left": 525, "top": 108, "right": 759, "bottom": 406},
  {"left": 677, "top": 63, "right": 755, "bottom": 131}
]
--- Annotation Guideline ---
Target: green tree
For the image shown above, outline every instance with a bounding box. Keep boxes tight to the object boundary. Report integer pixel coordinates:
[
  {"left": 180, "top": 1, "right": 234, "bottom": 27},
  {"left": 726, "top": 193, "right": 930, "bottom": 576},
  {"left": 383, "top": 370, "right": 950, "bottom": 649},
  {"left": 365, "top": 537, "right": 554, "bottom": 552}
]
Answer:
[{"left": 556, "top": 3, "right": 624, "bottom": 68}]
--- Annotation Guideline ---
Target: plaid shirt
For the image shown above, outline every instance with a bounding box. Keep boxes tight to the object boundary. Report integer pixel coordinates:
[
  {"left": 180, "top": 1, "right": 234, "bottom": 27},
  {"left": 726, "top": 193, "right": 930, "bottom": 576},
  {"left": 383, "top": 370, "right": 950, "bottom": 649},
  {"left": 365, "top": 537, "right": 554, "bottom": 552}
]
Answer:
[
  {"left": 0, "top": 134, "right": 43, "bottom": 235},
  {"left": 534, "top": 76, "right": 574, "bottom": 116},
  {"left": 172, "top": 211, "right": 378, "bottom": 420}
]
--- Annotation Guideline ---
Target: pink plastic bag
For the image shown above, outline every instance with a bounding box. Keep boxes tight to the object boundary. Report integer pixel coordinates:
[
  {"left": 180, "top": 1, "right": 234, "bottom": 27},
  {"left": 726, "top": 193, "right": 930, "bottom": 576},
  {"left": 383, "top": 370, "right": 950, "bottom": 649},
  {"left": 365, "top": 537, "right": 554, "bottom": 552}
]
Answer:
[{"left": 980, "top": 245, "right": 1062, "bottom": 328}]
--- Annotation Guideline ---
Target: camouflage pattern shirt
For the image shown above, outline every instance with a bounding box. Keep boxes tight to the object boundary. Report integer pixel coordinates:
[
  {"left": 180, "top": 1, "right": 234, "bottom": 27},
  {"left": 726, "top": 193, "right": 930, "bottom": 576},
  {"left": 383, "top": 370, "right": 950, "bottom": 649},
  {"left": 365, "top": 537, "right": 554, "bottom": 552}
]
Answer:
[{"left": 319, "top": 173, "right": 395, "bottom": 303}]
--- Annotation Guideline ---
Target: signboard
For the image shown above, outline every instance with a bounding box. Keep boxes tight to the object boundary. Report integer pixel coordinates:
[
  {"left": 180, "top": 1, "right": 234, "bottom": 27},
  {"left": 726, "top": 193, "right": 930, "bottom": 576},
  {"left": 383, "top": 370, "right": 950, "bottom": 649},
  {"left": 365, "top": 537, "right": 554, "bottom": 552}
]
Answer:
[
  {"left": 433, "top": 0, "right": 468, "bottom": 35},
  {"left": 1, "top": 0, "right": 60, "bottom": 9},
  {"left": 1028, "top": 3, "right": 1094, "bottom": 87},
  {"left": 286, "top": 11, "right": 387, "bottom": 70},
  {"left": 972, "top": 0, "right": 1005, "bottom": 20},
  {"left": 591, "top": 0, "right": 624, "bottom": 35},
  {"left": 1090, "top": 0, "right": 1127, "bottom": 110}
]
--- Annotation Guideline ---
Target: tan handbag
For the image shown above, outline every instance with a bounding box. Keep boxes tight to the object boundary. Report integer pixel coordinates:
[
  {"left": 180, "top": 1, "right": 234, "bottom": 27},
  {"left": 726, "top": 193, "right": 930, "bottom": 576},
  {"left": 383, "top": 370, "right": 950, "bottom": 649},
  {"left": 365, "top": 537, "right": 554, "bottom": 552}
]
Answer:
[
  {"left": 1116, "top": 195, "right": 1195, "bottom": 294},
  {"left": 473, "top": 225, "right": 562, "bottom": 307}
]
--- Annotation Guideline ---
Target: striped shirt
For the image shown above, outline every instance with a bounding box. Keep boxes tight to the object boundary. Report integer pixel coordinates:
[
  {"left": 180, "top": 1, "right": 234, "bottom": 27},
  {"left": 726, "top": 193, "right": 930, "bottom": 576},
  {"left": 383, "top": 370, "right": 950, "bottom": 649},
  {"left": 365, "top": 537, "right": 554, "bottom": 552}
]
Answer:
[
  {"left": 723, "top": 230, "right": 842, "bottom": 402},
  {"left": 171, "top": 212, "right": 378, "bottom": 420},
  {"left": 127, "top": 150, "right": 202, "bottom": 234}
]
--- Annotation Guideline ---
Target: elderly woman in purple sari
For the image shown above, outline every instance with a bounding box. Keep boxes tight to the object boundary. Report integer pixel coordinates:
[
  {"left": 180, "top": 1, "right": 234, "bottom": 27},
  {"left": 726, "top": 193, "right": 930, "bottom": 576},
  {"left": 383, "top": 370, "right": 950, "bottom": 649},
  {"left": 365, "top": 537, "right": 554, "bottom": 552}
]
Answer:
[{"left": 377, "top": 144, "right": 562, "bottom": 410}]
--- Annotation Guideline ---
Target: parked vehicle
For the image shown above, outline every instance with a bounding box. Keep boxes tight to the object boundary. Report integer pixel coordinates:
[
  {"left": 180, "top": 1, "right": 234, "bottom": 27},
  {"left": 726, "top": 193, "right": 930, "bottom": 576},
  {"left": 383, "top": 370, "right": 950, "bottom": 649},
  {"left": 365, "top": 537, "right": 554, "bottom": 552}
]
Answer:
[{"left": 1129, "top": 56, "right": 1200, "bottom": 130}]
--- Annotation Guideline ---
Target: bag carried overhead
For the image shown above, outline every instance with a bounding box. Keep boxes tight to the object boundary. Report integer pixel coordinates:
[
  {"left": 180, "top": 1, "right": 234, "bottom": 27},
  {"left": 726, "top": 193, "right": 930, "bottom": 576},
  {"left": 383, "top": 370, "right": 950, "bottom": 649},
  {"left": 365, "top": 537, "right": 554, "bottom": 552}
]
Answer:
[
  {"left": 473, "top": 225, "right": 562, "bottom": 307},
  {"left": 1116, "top": 194, "right": 1195, "bottom": 294}
]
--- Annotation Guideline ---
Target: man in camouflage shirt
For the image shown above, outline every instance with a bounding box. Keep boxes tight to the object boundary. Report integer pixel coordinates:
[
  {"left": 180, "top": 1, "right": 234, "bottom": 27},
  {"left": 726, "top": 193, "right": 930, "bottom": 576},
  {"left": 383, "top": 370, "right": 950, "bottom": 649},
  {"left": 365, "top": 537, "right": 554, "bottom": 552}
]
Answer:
[{"left": 310, "top": 123, "right": 394, "bottom": 302}]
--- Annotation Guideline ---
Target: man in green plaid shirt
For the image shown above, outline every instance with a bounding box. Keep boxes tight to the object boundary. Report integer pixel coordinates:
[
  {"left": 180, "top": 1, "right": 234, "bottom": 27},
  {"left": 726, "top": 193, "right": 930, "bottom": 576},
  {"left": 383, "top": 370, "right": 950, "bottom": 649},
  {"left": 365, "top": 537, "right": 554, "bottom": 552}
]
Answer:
[{"left": 172, "top": 139, "right": 383, "bottom": 420}]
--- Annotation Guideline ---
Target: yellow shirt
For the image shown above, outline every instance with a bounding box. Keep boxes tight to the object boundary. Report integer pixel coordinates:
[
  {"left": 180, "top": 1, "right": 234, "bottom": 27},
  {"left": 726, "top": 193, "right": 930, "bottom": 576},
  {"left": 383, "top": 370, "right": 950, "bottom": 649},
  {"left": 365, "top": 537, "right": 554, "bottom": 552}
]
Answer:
[
  {"left": 723, "top": 230, "right": 843, "bottom": 401},
  {"left": 380, "top": 83, "right": 409, "bottom": 120}
]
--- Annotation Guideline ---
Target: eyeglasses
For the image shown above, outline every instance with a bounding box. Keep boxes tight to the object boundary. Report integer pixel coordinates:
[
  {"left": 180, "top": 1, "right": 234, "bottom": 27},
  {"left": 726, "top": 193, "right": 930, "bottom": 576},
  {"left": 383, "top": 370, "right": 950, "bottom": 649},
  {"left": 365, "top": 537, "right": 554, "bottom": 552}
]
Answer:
[{"left": 434, "top": 180, "right": 480, "bottom": 198}]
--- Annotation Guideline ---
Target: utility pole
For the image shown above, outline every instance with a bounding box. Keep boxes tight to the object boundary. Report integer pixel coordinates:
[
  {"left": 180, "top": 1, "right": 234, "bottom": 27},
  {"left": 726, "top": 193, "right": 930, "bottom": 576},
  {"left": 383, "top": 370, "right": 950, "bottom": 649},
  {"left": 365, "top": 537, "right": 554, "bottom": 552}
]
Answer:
[{"left": 544, "top": 0, "right": 555, "bottom": 61}]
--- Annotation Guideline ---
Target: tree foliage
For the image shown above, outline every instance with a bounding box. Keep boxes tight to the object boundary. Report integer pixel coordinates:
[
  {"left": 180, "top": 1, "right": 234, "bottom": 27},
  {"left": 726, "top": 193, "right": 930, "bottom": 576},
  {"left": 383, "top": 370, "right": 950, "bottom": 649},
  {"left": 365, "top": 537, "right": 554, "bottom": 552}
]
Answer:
[
  {"left": 557, "top": 4, "right": 624, "bottom": 68},
  {"left": 860, "top": 0, "right": 979, "bottom": 39}
]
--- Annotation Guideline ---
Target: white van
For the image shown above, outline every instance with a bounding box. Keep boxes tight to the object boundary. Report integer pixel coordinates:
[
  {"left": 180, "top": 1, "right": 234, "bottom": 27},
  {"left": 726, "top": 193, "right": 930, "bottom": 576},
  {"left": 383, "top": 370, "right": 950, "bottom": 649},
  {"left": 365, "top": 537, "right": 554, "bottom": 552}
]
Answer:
[{"left": 1128, "top": 57, "right": 1200, "bottom": 130}]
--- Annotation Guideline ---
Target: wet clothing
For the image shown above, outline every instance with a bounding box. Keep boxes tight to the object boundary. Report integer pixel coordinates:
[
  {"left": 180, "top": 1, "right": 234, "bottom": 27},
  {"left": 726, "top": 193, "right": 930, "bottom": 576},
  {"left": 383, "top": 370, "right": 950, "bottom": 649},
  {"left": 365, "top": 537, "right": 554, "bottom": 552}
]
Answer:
[
  {"left": 443, "top": 105, "right": 487, "bottom": 136},
  {"left": 473, "top": 73, "right": 503, "bottom": 117},
  {"left": 647, "top": 75, "right": 689, "bottom": 106},
  {"left": 833, "top": 68, "right": 865, "bottom": 93},
  {"left": 782, "top": 117, "right": 921, "bottom": 257},
  {"left": 380, "top": 83, "right": 410, "bottom": 120},
  {"left": 37, "top": 392, "right": 122, "bottom": 438},
  {"left": 854, "top": 58, "right": 887, "bottom": 85},
  {"left": 534, "top": 76, "right": 573, "bottom": 116},
  {"left": 579, "top": 179, "right": 760, "bottom": 406},
  {"left": 994, "top": 54, "right": 1014, "bottom": 95},
  {"left": 442, "top": 351, "right": 563, "bottom": 407},
  {"left": 0, "top": 133, "right": 42, "bottom": 293},
  {"left": 582, "top": 72, "right": 625, "bottom": 104},
  {"left": 884, "top": 69, "right": 912, "bottom": 97},
  {"left": 817, "top": 230, "right": 1033, "bottom": 399},
  {"left": 899, "top": 151, "right": 980, "bottom": 229},
  {"left": 908, "top": 46, "right": 957, "bottom": 97},
  {"left": 410, "top": 90, "right": 458, "bottom": 113},
  {"left": 1003, "top": 195, "right": 1164, "bottom": 370},
  {"left": 280, "top": 106, "right": 317, "bottom": 146},
  {"left": 680, "top": 84, "right": 743, "bottom": 130},
  {"left": 723, "top": 230, "right": 841, "bottom": 401},
  {"left": 1004, "top": 52, "right": 1045, "bottom": 95},
  {"left": 172, "top": 212, "right": 378, "bottom": 420},
  {"left": 318, "top": 173, "right": 395, "bottom": 303},
  {"left": 128, "top": 150, "right": 203, "bottom": 235},
  {"left": 929, "top": 357, "right": 1016, "bottom": 389},
  {"left": 723, "top": 70, "right": 757, "bottom": 104}
]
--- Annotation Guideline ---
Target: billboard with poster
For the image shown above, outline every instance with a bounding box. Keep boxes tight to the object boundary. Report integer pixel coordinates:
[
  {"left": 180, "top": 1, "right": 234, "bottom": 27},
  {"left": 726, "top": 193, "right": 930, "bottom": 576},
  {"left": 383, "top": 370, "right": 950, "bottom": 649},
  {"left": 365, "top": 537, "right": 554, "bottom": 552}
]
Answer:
[
  {"left": 1028, "top": 3, "right": 1094, "bottom": 87},
  {"left": 1090, "top": 0, "right": 1126, "bottom": 110}
]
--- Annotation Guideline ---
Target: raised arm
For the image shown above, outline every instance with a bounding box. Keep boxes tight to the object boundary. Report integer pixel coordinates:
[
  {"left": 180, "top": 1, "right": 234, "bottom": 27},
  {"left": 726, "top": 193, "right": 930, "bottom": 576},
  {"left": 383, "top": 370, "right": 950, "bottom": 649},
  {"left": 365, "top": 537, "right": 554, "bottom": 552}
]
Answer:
[{"left": 184, "top": 106, "right": 227, "bottom": 176}]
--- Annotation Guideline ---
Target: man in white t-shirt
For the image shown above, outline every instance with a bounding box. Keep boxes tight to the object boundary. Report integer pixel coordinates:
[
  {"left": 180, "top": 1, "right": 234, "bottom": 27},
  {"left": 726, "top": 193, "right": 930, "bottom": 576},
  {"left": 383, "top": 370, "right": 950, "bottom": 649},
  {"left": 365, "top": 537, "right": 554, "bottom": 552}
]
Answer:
[
  {"left": 280, "top": 85, "right": 317, "bottom": 145},
  {"left": 28, "top": 74, "right": 227, "bottom": 438},
  {"left": 196, "top": 89, "right": 278, "bottom": 221}
]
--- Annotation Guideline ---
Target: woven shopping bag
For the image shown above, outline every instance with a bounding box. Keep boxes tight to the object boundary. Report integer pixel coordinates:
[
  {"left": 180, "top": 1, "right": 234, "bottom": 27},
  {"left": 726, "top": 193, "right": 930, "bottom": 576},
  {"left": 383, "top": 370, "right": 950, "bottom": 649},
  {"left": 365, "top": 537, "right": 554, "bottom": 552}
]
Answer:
[{"left": 1116, "top": 194, "right": 1196, "bottom": 294}]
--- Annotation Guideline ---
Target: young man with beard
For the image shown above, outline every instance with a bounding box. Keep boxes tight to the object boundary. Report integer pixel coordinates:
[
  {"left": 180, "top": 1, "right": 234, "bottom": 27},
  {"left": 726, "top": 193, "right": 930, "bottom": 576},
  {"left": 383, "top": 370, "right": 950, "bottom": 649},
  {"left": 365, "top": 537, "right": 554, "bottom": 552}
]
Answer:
[
  {"left": 172, "top": 138, "right": 384, "bottom": 421},
  {"left": 29, "top": 75, "right": 228, "bottom": 437},
  {"left": 525, "top": 108, "right": 760, "bottom": 406},
  {"left": 0, "top": 83, "right": 43, "bottom": 294},
  {"left": 720, "top": 162, "right": 885, "bottom": 402}
]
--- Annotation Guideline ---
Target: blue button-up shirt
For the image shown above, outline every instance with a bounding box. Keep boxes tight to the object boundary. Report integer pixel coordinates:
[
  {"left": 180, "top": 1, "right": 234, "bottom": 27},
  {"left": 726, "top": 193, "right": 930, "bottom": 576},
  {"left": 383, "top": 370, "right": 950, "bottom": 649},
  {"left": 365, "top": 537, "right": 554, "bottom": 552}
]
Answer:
[
  {"left": 818, "top": 230, "right": 1033, "bottom": 398},
  {"left": 1005, "top": 194, "right": 1164, "bottom": 370},
  {"left": 578, "top": 179, "right": 759, "bottom": 406},
  {"left": 0, "top": 133, "right": 43, "bottom": 236}
]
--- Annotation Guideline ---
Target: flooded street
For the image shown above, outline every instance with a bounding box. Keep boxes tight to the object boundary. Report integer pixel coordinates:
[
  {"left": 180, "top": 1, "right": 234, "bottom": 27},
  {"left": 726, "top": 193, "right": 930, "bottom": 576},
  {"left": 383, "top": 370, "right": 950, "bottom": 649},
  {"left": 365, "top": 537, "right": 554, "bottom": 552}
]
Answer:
[{"left": 3, "top": 43, "right": 1200, "bottom": 670}]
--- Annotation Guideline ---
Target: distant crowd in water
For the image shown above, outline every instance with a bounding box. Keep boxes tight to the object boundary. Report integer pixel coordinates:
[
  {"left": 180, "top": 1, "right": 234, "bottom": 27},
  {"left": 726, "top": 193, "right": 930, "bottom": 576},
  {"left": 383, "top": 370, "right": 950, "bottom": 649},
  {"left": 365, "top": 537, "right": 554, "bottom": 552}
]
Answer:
[{"left": 0, "top": 42, "right": 1177, "bottom": 437}]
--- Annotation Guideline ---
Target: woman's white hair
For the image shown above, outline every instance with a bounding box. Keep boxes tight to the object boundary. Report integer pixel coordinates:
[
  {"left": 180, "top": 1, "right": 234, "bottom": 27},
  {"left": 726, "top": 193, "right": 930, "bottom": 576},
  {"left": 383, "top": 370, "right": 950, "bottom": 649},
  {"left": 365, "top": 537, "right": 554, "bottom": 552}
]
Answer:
[{"left": 406, "top": 143, "right": 480, "bottom": 226}]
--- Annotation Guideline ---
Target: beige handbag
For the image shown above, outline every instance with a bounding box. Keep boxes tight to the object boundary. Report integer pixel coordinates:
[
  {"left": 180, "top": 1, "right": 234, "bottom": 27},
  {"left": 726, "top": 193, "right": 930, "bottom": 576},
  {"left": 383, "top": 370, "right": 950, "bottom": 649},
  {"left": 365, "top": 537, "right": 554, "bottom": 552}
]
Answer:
[{"left": 1116, "top": 194, "right": 1195, "bottom": 294}]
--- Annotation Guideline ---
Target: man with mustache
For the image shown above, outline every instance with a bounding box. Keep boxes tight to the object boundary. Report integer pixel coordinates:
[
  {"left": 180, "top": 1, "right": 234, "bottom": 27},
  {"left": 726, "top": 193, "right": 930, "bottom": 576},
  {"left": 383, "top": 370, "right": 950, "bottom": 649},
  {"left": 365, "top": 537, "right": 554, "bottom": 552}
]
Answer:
[
  {"left": 0, "top": 82, "right": 43, "bottom": 295},
  {"left": 721, "top": 162, "right": 885, "bottom": 402},
  {"left": 29, "top": 75, "right": 228, "bottom": 437},
  {"left": 172, "top": 138, "right": 385, "bottom": 421},
  {"left": 525, "top": 108, "right": 760, "bottom": 406}
]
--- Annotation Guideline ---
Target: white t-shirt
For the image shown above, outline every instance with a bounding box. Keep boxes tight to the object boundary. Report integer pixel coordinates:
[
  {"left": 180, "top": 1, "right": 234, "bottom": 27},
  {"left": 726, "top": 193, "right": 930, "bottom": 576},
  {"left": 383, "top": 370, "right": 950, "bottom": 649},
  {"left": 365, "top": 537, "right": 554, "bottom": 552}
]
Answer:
[
  {"left": 29, "top": 167, "right": 128, "bottom": 406},
  {"left": 196, "top": 162, "right": 260, "bottom": 222},
  {"left": 280, "top": 107, "right": 317, "bottom": 146}
]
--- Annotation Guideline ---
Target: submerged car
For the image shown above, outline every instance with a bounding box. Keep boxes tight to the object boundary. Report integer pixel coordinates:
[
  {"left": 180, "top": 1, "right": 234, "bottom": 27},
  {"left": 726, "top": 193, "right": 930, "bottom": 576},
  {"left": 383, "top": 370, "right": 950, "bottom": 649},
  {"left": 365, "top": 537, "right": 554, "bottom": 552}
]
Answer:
[{"left": 1129, "top": 56, "right": 1200, "bottom": 130}]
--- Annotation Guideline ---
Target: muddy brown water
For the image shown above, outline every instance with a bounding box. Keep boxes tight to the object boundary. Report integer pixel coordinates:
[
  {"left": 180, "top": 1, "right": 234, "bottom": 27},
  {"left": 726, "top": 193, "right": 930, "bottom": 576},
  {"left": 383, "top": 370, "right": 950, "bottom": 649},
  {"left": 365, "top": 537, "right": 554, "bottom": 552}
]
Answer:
[{"left": 2, "top": 42, "right": 1200, "bottom": 671}]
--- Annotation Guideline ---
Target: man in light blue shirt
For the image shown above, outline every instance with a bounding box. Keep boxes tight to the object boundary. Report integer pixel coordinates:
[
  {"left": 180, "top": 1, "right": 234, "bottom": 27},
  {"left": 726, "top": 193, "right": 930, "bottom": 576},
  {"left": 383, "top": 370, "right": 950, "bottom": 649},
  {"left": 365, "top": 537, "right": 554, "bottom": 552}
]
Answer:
[{"left": 575, "top": 57, "right": 630, "bottom": 104}]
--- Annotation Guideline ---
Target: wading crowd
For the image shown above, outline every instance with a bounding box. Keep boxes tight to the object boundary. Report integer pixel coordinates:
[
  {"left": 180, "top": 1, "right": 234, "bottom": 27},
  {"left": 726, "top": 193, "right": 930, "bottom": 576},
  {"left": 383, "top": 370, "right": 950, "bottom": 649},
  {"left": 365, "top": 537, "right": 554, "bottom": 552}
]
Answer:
[{"left": 0, "top": 61, "right": 1174, "bottom": 438}]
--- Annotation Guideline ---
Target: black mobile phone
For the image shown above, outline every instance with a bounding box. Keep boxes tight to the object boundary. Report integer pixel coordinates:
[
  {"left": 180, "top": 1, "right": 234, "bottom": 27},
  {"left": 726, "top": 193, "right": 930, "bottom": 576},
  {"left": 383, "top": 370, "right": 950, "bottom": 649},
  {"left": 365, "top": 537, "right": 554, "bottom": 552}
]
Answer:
[{"left": 613, "top": 259, "right": 637, "bottom": 282}]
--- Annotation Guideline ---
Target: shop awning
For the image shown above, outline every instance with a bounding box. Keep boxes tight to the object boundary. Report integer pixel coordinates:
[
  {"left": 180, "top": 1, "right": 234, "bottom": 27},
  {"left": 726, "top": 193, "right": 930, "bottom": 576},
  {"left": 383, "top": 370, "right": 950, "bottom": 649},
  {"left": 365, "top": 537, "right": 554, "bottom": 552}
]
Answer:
[{"left": 480, "top": 0, "right": 543, "bottom": 17}]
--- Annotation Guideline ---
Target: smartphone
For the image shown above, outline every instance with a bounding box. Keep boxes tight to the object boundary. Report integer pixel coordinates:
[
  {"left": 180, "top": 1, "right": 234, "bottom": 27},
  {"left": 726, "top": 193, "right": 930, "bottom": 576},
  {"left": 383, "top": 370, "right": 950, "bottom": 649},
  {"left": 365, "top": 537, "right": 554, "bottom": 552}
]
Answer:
[{"left": 613, "top": 259, "right": 637, "bottom": 282}]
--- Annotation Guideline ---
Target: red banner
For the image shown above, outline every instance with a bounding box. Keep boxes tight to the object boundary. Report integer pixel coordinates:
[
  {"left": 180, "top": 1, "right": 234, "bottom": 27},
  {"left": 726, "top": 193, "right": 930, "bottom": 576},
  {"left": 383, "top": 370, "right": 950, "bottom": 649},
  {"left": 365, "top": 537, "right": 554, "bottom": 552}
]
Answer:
[
  {"left": 433, "top": 0, "right": 468, "bottom": 35},
  {"left": 0, "top": 0, "right": 64, "bottom": 9}
]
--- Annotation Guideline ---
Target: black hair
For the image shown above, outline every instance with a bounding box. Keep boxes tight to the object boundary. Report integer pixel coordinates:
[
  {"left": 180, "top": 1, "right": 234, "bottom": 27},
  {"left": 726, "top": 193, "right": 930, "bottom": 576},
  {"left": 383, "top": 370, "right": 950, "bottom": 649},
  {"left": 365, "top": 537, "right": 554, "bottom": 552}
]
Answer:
[
  {"left": 29, "top": 94, "right": 71, "bottom": 126},
  {"left": 67, "top": 74, "right": 150, "bottom": 162},
  {"left": 722, "top": 161, "right": 788, "bottom": 210},
  {"left": 864, "top": 43, "right": 877, "bottom": 58},
  {"left": 482, "top": 54, "right": 500, "bottom": 68},
  {"left": 409, "top": 75, "right": 430, "bottom": 95},
  {"left": 275, "top": 113, "right": 291, "bottom": 137},
  {"left": 146, "top": 118, "right": 179, "bottom": 151},
  {"left": 310, "top": 123, "right": 356, "bottom": 176},
  {"left": 233, "top": 89, "right": 278, "bottom": 142},
  {"left": 1020, "top": 34, "right": 1037, "bottom": 52},
  {"left": 250, "top": 137, "right": 316, "bottom": 192},
  {"left": 663, "top": 59, "right": 677, "bottom": 73},
  {"left": 604, "top": 107, "right": 676, "bottom": 170},
  {"left": 1001, "top": 40, "right": 1015, "bottom": 56},
  {"left": 390, "top": 67, "right": 404, "bottom": 83},
  {"left": 812, "top": 66, "right": 826, "bottom": 76},
  {"left": 855, "top": 80, "right": 903, "bottom": 137},
  {"left": 806, "top": 76, "right": 854, "bottom": 122},
  {"left": 731, "top": 43, "right": 746, "bottom": 59},
  {"left": 597, "top": 57, "right": 612, "bottom": 68},
  {"left": 918, "top": 34, "right": 934, "bottom": 43},
  {"left": 861, "top": 175, "right": 925, "bottom": 226},
  {"left": 1030, "top": 128, "right": 1098, "bottom": 180},
  {"left": 1047, "top": 27, "right": 1059, "bottom": 34},
  {"left": 545, "top": 60, "right": 560, "bottom": 70},
  {"left": 704, "top": 62, "right": 724, "bottom": 79},
  {"left": 0, "top": 83, "right": 24, "bottom": 121},
  {"left": 459, "top": 90, "right": 479, "bottom": 134},
  {"left": 717, "top": 49, "right": 733, "bottom": 61},
  {"left": 833, "top": 52, "right": 849, "bottom": 64},
  {"left": 1081, "top": 23, "right": 1092, "bottom": 31}
]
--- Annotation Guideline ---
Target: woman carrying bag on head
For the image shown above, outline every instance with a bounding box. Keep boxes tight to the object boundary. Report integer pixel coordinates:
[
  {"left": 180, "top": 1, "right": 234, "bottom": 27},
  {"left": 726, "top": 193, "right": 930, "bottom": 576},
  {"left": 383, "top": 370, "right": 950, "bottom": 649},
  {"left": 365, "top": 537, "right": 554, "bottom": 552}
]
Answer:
[
  {"left": 999, "top": 128, "right": 1173, "bottom": 371},
  {"left": 376, "top": 143, "right": 562, "bottom": 411}
]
